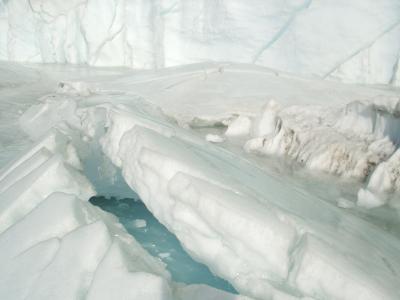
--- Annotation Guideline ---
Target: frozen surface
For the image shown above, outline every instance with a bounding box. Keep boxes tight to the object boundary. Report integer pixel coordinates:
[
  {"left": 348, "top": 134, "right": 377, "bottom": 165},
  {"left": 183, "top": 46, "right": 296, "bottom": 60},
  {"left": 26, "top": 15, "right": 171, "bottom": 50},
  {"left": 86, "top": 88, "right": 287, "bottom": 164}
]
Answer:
[
  {"left": 1, "top": 0, "right": 400, "bottom": 85},
  {"left": 1, "top": 61, "right": 400, "bottom": 299}
]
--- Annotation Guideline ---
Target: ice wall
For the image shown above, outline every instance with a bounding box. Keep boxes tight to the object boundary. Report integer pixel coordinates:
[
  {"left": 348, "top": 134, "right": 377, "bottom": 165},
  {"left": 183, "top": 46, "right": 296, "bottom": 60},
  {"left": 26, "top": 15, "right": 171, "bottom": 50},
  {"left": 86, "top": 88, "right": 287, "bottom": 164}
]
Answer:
[{"left": 0, "top": 0, "right": 400, "bottom": 85}]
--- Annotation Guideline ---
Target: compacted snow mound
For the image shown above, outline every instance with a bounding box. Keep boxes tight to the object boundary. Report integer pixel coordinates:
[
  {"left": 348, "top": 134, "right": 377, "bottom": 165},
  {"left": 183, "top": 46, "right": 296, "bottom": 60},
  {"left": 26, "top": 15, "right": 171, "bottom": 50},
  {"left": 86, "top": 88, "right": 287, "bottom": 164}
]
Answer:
[{"left": 1, "top": 0, "right": 400, "bottom": 85}]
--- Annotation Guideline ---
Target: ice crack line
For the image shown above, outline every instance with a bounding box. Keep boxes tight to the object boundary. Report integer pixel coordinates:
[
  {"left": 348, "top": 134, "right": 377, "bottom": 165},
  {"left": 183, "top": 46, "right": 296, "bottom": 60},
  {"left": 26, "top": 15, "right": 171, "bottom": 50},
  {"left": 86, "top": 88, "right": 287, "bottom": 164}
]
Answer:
[{"left": 252, "top": 0, "right": 312, "bottom": 64}]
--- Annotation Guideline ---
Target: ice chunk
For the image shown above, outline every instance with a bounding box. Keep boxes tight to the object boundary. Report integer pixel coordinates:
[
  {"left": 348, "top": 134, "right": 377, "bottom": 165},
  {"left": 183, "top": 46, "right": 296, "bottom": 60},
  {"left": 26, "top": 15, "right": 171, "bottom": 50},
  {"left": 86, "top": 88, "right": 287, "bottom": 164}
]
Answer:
[
  {"left": 357, "top": 189, "right": 386, "bottom": 208},
  {"left": 159, "top": 252, "right": 170, "bottom": 259},
  {"left": 251, "top": 100, "right": 282, "bottom": 138},
  {"left": 206, "top": 134, "right": 225, "bottom": 143},
  {"left": 358, "top": 148, "right": 400, "bottom": 207},
  {"left": 57, "top": 81, "right": 92, "bottom": 96},
  {"left": 132, "top": 219, "right": 147, "bottom": 228},
  {"left": 225, "top": 116, "right": 252, "bottom": 137},
  {"left": 336, "top": 197, "right": 355, "bottom": 209}
]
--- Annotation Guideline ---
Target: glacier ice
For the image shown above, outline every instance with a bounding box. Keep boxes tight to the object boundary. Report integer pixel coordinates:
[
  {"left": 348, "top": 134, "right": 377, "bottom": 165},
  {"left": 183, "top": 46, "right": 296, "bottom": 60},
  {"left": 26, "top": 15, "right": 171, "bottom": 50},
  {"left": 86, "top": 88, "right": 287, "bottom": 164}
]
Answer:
[
  {"left": 0, "top": 0, "right": 400, "bottom": 85},
  {"left": 1, "top": 61, "right": 400, "bottom": 299}
]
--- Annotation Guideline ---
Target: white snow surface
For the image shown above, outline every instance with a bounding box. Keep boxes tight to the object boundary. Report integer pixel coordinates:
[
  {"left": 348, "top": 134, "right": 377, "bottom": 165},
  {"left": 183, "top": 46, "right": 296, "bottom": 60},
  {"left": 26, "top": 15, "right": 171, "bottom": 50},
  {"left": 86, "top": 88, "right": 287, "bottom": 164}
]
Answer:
[
  {"left": 1, "top": 61, "right": 400, "bottom": 299},
  {"left": 0, "top": 0, "right": 400, "bottom": 85}
]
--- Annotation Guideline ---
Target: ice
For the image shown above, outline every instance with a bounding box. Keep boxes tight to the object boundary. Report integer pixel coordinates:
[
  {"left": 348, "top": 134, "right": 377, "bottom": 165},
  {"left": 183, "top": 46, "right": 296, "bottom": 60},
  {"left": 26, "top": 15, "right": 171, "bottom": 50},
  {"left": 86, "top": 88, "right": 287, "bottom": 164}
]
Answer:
[
  {"left": 159, "top": 253, "right": 170, "bottom": 259},
  {"left": 1, "top": 61, "right": 400, "bottom": 299},
  {"left": 358, "top": 148, "right": 400, "bottom": 208},
  {"left": 132, "top": 219, "right": 147, "bottom": 228},
  {"left": 1, "top": 0, "right": 400, "bottom": 85},
  {"left": 336, "top": 197, "right": 355, "bottom": 209},
  {"left": 250, "top": 100, "right": 282, "bottom": 138},
  {"left": 225, "top": 116, "right": 252, "bottom": 137},
  {"left": 205, "top": 134, "right": 225, "bottom": 143}
]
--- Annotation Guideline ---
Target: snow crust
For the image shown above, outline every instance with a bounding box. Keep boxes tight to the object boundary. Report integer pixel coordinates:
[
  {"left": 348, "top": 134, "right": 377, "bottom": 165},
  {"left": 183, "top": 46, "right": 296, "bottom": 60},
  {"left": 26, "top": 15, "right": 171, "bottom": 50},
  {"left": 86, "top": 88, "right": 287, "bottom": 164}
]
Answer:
[{"left": 1, "top": 0, "right": 400, "bottom": 85}]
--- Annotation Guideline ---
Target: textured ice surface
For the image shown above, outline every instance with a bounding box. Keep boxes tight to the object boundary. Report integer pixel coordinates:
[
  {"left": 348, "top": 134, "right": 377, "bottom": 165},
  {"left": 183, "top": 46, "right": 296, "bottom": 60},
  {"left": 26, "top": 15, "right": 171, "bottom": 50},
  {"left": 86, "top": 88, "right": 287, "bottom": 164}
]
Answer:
[
  {"left": 0, "top": 0, "right": 400, "bottom": 85},
  {"left": 1, "top": 62, "right": 400, "bottom": 299}
]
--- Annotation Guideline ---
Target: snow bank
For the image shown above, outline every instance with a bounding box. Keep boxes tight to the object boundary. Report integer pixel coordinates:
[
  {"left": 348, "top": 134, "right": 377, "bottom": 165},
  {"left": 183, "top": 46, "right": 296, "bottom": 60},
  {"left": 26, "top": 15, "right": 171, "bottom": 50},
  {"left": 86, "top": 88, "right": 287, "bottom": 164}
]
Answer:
[{"left": 1, "top": 0, "right": 400, "bottom": 85}]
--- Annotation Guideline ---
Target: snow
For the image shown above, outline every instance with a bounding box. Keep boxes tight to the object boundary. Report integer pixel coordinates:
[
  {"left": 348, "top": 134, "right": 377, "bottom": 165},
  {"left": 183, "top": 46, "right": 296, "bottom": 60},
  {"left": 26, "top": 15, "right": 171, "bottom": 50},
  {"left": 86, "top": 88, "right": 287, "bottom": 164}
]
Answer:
[
  {"left": 1, "top": 0, "right": 400, "bottom": 85},
  {"left": 1, "top": 61, "right": 400, "bottom": 299}
]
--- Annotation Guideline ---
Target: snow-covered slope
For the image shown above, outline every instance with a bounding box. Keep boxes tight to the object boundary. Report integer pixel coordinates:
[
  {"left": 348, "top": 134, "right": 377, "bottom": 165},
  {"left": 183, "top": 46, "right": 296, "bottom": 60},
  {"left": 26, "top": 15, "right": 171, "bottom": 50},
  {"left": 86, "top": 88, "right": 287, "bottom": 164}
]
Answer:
[
  {"left": 1, "top": 0, "right": 400, "bottom": 85},
  {"left": 1, "top": 62, "right": 399, "bottom": 299}
]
